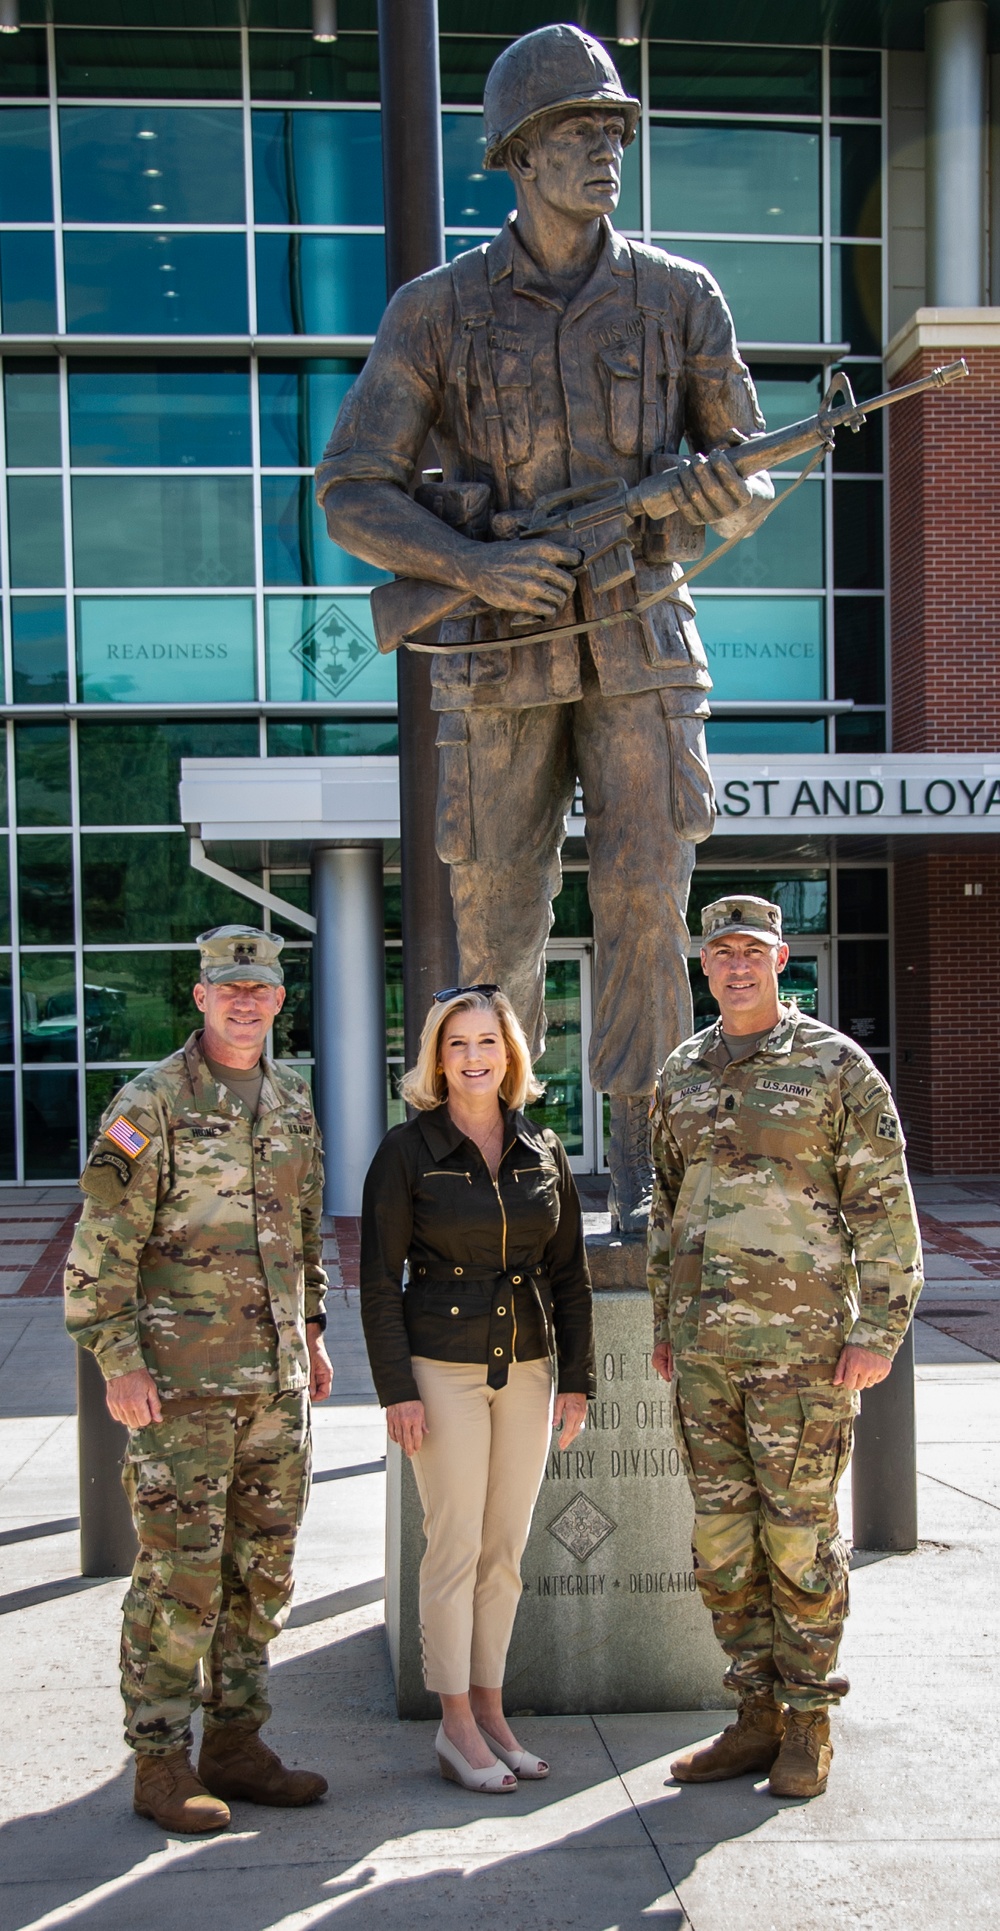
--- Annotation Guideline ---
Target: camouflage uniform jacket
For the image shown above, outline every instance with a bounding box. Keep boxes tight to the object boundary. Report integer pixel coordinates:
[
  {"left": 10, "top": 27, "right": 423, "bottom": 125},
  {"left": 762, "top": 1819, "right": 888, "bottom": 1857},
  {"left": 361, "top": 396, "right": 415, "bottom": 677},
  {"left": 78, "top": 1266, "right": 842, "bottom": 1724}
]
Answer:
[
  {"left": 647, "top": 1005, "right": 923, "bottom": 1366},
  {"left": 65, "top": 1032, "right": 326, "bottom": 1397}
]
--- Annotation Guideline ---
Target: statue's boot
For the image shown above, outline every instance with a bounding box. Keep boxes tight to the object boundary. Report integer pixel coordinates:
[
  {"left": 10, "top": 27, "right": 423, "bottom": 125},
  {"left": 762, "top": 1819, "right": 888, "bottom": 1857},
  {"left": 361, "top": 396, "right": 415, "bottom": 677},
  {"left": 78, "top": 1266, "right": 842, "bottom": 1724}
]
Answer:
[
  {"left": 768, "top": 1709, "right": 833, "bottom": 1798},
  {"left": 133, "top": 1748, "right": 231, "bottom": 1833},
  {"left": 607, "top": 1094, "right": 654, "bottom": 1240},
  {"left": 670, "top": 1693, "right": 785, "bottom": 1783},
  {"left": 199, "top": 1722, "right": 328, "bottom": 1807}
]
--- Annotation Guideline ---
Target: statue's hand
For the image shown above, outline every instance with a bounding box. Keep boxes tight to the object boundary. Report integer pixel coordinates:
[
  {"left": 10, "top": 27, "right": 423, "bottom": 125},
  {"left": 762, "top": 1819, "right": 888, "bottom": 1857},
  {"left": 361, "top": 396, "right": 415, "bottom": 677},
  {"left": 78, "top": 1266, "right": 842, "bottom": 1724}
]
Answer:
[
  {"left": 655, "top": 447, "right": 755, "bottom": 529},
  {"left": 459, "top": 537, "right": 582, "bottom": 616}
]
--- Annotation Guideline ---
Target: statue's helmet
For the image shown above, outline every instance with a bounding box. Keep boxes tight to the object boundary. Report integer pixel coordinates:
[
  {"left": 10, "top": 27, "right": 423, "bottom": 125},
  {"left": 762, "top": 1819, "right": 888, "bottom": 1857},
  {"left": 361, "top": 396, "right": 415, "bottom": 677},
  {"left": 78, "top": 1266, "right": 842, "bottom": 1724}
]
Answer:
[{"left": 483, "top": 24, "right": 640, "bottom": 170}]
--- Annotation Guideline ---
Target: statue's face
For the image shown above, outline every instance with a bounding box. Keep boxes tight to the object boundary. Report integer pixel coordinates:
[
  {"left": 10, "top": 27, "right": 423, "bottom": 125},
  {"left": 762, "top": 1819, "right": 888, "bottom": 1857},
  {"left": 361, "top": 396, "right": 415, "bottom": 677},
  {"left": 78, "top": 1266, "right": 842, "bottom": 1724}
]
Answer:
[{"left": 511, "top": 107, "right": 624, "bottom": 221}]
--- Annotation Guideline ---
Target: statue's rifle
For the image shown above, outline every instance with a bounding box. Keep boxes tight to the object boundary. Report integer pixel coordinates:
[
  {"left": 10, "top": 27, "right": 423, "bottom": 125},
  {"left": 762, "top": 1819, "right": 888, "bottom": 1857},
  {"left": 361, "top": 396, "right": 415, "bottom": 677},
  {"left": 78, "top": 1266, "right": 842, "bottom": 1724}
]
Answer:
[{"left": 368, "top": 359, "right": 969, "bottom": 657}]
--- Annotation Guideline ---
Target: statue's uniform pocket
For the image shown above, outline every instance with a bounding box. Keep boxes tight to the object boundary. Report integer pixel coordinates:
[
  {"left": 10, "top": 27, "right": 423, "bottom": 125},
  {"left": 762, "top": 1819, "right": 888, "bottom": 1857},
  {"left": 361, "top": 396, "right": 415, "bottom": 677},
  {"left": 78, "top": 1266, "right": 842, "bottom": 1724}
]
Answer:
[
  {"left": 660, "top": 705, "right": 717, "bottom": 842},
  {"left": 495, "top": 349, "right": 533, "bottom": 468},
  {"left": 599, "top": 343, "right": 642, "bottom": 456},
  {"left": 435, "top": 712, "right": 474, "bottom": 864}
]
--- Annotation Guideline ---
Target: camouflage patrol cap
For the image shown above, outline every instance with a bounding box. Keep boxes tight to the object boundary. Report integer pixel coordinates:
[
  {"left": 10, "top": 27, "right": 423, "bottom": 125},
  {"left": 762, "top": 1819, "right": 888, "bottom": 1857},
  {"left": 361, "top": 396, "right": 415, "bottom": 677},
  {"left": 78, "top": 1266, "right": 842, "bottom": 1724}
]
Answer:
[
  {"left": 701, "top": 895, "right": 783, "bottom": 946},
  {"left": 197, "top": 924, "right": 284, "bottom": 986},
  {"left": 483, "top": 25, "right": 640, "bottom": 170}
]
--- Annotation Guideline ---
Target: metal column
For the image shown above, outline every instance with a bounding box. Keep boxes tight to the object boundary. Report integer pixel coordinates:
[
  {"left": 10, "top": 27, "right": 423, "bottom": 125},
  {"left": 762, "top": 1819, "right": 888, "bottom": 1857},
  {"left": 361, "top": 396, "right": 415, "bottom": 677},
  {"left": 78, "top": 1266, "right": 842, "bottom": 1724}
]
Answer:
[
  {"left": 312, "top": 843, "right": 387, "bottom": 1214},
  {"left": 926, "top": 0, "right": 988, "bottom": 305},
  {"left": 377, "top": 0, "right": 457, "bottom": 1065},
  {"left": 77, "top": 1347, "right": 137, "bottom": 1578},
  {"left": 851, "top": 1322, "right": 918, "bottom": 1552}
]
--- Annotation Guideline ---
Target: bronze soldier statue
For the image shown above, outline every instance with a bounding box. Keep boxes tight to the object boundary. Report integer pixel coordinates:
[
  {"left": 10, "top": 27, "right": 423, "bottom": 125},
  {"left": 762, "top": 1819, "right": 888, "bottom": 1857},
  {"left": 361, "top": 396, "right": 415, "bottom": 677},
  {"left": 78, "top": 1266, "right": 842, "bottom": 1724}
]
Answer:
[{"left": 316, "top": 23, "right": 774, "bottom": 1235}]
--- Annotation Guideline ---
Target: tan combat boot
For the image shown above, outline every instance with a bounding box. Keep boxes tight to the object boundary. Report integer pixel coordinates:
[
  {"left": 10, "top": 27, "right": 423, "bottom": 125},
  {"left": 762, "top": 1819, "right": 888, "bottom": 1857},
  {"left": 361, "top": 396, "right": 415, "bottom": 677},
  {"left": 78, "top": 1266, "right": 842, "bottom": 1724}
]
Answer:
[
  {"left": 199, "top": 1722, "right": 328, "bottom": 1807},
  {"left": 670, "top": 1693, "right": 785, "bottom": 1783},
  {"left": 768, "top": 1708, "right": 833, "bottom": 1798},
  {"left": 133, "top": 1748, "right": 231, "bottom": 1833}
]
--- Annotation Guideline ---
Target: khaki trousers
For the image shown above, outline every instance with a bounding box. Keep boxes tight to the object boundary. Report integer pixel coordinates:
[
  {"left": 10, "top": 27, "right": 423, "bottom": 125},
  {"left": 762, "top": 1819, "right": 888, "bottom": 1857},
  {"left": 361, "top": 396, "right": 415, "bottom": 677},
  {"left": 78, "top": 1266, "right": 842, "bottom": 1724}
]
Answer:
[{"left": 410, "top": 1356, "right": 553, "bottom": 1694}]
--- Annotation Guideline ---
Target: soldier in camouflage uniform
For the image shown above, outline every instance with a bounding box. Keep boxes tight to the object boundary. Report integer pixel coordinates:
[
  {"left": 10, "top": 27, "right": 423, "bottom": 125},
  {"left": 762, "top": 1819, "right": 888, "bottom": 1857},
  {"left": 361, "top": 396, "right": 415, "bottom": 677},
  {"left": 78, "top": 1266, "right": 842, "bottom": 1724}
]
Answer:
[
  {"left": 65, "top": 926, "right": 333, "bottom": 1834},
  {"left": 647, "top": 895, "right": 923, "bottom": 1798}
]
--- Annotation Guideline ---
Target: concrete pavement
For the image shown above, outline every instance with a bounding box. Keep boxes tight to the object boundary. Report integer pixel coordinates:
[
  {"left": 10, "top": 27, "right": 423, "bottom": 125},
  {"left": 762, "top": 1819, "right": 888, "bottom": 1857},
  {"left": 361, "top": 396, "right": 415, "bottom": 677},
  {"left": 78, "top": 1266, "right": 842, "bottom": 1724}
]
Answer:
[{"left": 0, "top": 1183, "right": 998, "bottom": 1931}]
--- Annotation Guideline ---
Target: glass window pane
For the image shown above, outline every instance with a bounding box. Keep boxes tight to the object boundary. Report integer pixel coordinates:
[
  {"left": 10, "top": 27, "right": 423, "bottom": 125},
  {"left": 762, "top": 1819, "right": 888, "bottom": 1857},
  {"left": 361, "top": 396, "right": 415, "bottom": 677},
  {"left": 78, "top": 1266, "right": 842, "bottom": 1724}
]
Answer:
[
  {"left": 830, "top": 362, "right": 884, "bottom": 473},
  {"left": 690, "top": 871, "right": 829, "bottom": 934},
  {"left": 61, "top": 107, "right": 245, "bottom": 225},
  {"left": 0, "top": 108, "right": 52, "bottom": 220},
  {"left": 650, "top": 124, "right": 819, "bottom": 237},
  {"left": 838, "top": 938, "right": 890, "bottom": 1049},
  {"left": 704, "top": 476, "right": 823, "bottom": 588},
  {"left": 648, "top": 44, "right": 820, "bottom": 116},
  {"left": 14, "top": 723, "right": 70, "bottom": 828},
  {"left": 0, "top": 839, "right": 9, "bottom": 946},
  {"left": 267, "top": 872, "right": 311, "bottom": 940},
  {"left": 8, "top": 477, "right": 63, "bottom": 588},
  {"left": 0, "top": 1074, "right": 12, "bottom": 1175},
  {"left": 834, "top": 597, "right": 885, "bottom": 702},
  {"left": 262, "top": 476, "right": 389, "bottom": 586},
  {"left": 665, "top": 240, "right": 820, "bottom": 344},
  {"left": 0, "top": 27, "right": 48, "bottom": 98},
  {"left": 20, "top": 953, "right": 77, "bottom": 1064},
  {"left": 272, "top": 946, "right": 311, "bottom": 1059},
  {"left": 527, "top": 957, "right": 584, "bottom": 1157},
  {"left": 0, "top": 956, "right": 11, "bottom": 1062},
  {"left": 442, "top": 112, "right": 515, "bottom": 230},
  {"left": 697, "top": 596, "right": 824, "bottom": 701},
  {"left": 55, "top": 30, "right": 242, "bottom": 100},
  {"left": 23, "top": 1069, "right": 80, "bottom": 1181},
  {"left": 0, "top": 233, "right": 57, "bottom": 334},
  {"left": 831, "top": 244, "right": 881, "bottom": 357},
  {"left": 65, "top": 233, "right": 249, "bottom": 337},
  {"left": 76, "top": 598, "right": 257, "bottom": 704},
  {"left": 706, "top": 716, "right": 826, "bottom": 755},
  {"left": 249, "top": 30, "right": 380, "bottom": 103},
  {"left": 830, "top": 125, "right": 881, "bottom": 239},
  {"left": 834, "top": 480, "right": 884, "bottom": 588},
  {"left": 4, "top": 363, "right": 61, "bottom": 467},
  {"left": 258, "top": 358, "right": 363, "bottom": 467},
  {"left": 255, "top": 233, "right": 386, "bottom": 337},
  {"left": 0, "top": 731, "right": 6, "bottom": 826},
  {"left": 69, "top": 362, "right": 251, "bottom": 468},
  {"left": 838, "top": 868, "right": 889, "bottom": 933},
  {"left": 81, "top": 831, "right": 259, "bottom": 944},
  {"left": 12, "top": 598, "right": 69, "bottom": 704},
  {"left": 72, "top": 476, "right": 255, "bottom": 588},
  {"left": 835, "top": 711, "right": 885, "bottom": 753},
  {"left": 18, "top": 832, "right": 74, "bottom": 944},
  {"left": 252, "top": 108, "right": 383, "bottom": 225},
  {"left": 749, "top": 365, "right": 823, "bottom": 464},
  {"left": 79, "top": 718, "right": 259, "bottom": 826},
  {"left": 265, "top": 594, "right": 397, "bottom": 703},
  {"left": 82, "top": 949, "right": 199, "bottom": 1063},
  {"left": 550, "top": 873, "right": 593, "bottom": 938},
  {"left": 830, "top": 50, "right": 882, "bottom": 120},
  {"left": 267, "top": 718, "right": 398, "bottom": 756}
]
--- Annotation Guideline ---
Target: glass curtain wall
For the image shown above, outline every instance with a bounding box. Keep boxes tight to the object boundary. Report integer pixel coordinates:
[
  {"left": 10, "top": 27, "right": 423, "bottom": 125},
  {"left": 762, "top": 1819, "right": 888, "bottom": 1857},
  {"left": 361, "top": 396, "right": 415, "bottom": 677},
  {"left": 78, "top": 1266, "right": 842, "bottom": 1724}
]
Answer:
[{"left": 0, "top": 20, "right": 887, "bottom": 1180}]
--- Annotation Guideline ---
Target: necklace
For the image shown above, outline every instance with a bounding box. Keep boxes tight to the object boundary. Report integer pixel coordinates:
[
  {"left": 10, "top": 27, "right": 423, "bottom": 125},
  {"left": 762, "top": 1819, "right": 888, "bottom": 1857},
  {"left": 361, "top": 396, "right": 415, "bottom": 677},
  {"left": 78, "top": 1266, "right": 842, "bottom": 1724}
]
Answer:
[{"left": 458, "top": 1111, "right": 504, "bottom": 1176}]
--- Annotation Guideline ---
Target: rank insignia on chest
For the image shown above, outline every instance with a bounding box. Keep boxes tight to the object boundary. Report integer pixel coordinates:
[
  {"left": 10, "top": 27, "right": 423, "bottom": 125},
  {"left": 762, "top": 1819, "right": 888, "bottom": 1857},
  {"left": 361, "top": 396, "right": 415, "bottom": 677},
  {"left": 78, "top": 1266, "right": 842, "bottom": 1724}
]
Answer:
[
  {"left": 105, "top": 1115, "right": 151, "bottom": 1158},
  {"left": 876, "top": 1112, "right": 898, "bottom": 1141}
]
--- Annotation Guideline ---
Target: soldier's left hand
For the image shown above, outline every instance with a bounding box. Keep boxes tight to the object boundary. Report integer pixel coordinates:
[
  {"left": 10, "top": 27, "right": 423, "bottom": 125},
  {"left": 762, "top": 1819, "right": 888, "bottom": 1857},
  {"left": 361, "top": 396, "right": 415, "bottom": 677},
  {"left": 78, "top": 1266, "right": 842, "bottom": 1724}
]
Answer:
[
  {"left": 307, "top": 1328, "right": 334, "bottom": 1402},
  {"left": 666, "top": 446, "right": 754, "bottom": 528},
  {"left": 833, "top": 1343, "right": 892, "bottom": 1392}
]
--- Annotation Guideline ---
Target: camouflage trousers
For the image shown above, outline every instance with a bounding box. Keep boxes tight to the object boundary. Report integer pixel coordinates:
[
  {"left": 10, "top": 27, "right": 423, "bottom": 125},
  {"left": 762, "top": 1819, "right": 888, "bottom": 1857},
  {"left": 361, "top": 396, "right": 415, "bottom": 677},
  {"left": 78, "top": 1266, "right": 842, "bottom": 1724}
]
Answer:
[
  {"left": 120, "top": 1389, "right": 311, "bottom": 1755},
  {"left": 673, "top": 1357, "right": 859, "bottom": 1713}
]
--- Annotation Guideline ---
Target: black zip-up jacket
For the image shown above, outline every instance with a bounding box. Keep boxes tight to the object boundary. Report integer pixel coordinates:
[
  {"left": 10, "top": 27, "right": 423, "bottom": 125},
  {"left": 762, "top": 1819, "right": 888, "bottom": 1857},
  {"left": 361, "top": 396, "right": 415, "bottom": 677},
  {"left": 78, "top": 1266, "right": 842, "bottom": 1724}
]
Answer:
[{"left": 360, "top": 1104, "right": 596, "bottom": 1408}]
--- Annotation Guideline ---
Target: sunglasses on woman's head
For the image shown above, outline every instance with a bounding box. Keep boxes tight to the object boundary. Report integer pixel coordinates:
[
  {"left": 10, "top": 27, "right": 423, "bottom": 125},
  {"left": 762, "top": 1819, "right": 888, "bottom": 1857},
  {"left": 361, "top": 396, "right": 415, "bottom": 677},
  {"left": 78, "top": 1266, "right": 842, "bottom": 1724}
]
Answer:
[{"left": 433, "top": 983, "right": 501, "bottom": 1003}]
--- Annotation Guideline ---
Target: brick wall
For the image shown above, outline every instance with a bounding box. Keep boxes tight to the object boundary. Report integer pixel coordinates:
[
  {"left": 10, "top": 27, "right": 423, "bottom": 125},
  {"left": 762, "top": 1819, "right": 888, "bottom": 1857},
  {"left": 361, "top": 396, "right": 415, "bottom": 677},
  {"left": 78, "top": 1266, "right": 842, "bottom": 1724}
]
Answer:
[
  {"left": 894, "top": 849, "right": 1000, "bottom": 1171},
  {"left": 888, "top": 346, "right": 1000, "bottom": 752}
]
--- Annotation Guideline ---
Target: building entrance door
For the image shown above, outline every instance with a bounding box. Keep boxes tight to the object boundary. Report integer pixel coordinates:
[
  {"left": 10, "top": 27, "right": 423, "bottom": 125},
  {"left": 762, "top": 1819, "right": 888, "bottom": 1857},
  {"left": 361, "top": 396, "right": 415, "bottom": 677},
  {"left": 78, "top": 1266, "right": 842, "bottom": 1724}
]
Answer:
[{"left": 527, "top": 942, "right": 601, "bottom": 1174}]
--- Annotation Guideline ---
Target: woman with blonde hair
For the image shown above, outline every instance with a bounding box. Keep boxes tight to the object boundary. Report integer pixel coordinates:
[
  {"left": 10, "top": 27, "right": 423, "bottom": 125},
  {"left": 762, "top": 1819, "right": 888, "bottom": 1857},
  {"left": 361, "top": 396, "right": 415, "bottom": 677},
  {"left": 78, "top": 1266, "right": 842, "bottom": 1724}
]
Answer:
[{"left": 361, "top": 985, "right": 595, "bottom": 1792}]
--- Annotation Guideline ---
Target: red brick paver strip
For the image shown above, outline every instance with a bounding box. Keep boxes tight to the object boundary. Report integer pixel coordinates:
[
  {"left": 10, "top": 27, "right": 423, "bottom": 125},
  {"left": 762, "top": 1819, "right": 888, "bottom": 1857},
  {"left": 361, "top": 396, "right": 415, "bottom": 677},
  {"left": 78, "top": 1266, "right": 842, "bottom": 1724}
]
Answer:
[{"left": 15, "top": 1208, "right": 82, "bottom": 1298}]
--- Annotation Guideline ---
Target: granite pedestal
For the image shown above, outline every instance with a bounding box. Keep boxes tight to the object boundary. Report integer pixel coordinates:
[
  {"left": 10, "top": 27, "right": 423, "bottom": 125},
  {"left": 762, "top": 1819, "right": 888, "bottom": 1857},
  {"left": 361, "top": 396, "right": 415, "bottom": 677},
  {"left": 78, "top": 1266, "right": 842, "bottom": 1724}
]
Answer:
[{"left": 385, "top": 1234, "right": 728, "bottom": 1717}]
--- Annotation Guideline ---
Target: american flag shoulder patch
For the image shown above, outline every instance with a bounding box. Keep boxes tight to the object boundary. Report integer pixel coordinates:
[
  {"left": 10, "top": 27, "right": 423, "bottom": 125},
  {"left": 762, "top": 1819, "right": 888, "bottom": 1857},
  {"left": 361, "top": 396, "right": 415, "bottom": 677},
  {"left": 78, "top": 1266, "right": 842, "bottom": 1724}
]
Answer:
[{"left": 105, "top": 1115, "right": 151, "bottom": 1160}]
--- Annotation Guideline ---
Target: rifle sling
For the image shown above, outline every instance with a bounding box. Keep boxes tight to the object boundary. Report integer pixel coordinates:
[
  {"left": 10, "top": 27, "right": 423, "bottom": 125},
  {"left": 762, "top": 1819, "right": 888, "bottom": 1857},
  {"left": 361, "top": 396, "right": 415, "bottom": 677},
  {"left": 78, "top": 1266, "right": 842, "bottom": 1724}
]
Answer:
[{"left": 400, "top": 442, "right": 828, "bottom": 655}]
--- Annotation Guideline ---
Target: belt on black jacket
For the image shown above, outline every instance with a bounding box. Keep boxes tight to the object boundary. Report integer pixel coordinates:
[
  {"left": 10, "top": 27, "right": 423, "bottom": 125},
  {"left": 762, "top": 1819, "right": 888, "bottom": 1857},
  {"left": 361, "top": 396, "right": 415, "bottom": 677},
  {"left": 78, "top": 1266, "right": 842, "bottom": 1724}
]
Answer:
[{"left": 407, "top": 1263, "right": 551, "bottom": 1389}]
